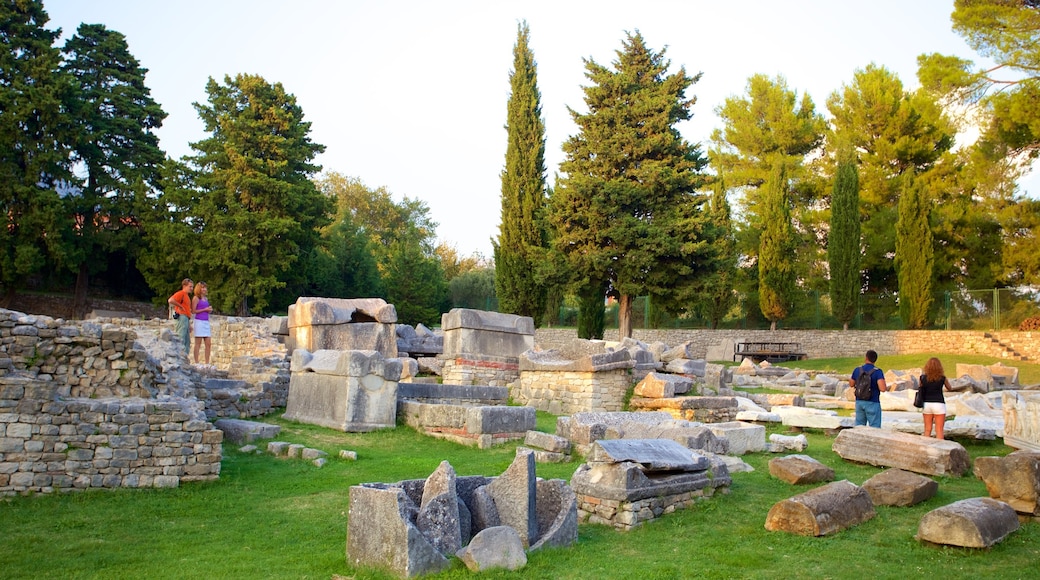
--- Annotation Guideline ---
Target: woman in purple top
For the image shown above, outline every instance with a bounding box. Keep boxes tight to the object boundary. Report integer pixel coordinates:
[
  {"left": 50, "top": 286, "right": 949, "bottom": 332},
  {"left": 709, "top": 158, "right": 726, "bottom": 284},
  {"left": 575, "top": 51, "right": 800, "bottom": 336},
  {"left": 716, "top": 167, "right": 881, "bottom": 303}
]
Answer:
[{"left": 191, "top": 282, "right": 213, "bottom": 365}]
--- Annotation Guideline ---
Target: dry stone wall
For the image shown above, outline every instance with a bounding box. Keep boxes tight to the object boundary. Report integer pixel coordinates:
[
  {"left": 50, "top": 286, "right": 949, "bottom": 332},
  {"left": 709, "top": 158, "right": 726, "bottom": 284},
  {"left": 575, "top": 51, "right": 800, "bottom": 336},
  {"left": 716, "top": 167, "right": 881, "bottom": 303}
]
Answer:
[{"left": 534, "top": 329, "right": 1040, "bottom": 361}]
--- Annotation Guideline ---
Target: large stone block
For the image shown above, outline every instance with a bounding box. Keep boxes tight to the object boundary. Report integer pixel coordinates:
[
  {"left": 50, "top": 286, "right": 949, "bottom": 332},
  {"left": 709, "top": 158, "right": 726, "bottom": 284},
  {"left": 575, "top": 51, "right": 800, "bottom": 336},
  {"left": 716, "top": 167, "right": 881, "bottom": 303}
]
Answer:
[
  {"left": 1003, "top": 391, "right": 1040, "bottom": 452},
  {"left": 347, "top": 485, "right": 450, "bottom": 577},
  {"left": 765, "top": 480, "right": 876, "bottom": 536},
  {"left": 284, "top": 350, "right": 400, "bottom": 432},
  {"left": 768, "top": 454, "right": 835, "bottom": 485},
  {"left": 707, "top": 421, "right": 766, "bottom": 455},
  {"left": 832, "top": 427, "right": 971, "bottom": 477},
  {"left": 916, "top": 497, "right": 1020, "bottom": 548},
  {"left": 486, "top": 450, "right": 538, "bottom": 547},
  {"left": 441, "top": 309, "right": 534, "bottom": 360},
  {"left": 974, "top": 451, "right": 1040, "bottom": 516},
  {"left": 861, "top": 468, "right": 938, "bottom": 507},
  {"left": 287, "top": 297, "right": 397, "bottom": 355}
]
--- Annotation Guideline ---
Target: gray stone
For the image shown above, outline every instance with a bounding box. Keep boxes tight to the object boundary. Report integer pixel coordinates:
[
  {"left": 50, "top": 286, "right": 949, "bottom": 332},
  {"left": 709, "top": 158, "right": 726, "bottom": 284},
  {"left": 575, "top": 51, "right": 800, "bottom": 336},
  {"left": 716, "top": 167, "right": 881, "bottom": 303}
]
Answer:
[
  {"left": 633, "top": 372, "right": 685, "bottom": 398},
  {"left": 973, "top": 451, "right": 1040, "bottom": 516},
  {"left": 664, "top": 358, "right": 707, "bottom": 376},
  {"left": 765, "top": 480, "right": 876, "bottom": 536},
  {"left": 862, "top": 468, "right": 938, "bottom": 507},
  {"left": 607, "top": 421, "right": 729, "bottom": 455},
  {"left": 469, "top": 484, "right": 501, "bottom": 533},
  {"left": 1003, "top": 391, "right": 1040, "bottom": 452},
  {"left": 524, "top": 430, "right": 571, "bottom": 453},
  {"left": 486, "top": 449, "right": 538, "bottom": 547},
  {"left": 832, "top": 427, "right": 971, "bottom": 477},
  {"left": 213, "top": 418, "right": 281, "bottom": 444},
  {"left": 708, "top": 421, "right": 766, "bottom": 455},
  {"left": 339, "top": 449, "right": 358, "bottom": 460},
  {"left": 466, "top": 405, "right": 536, "bottom": 435},
  {"left": 916, "top": 497, "right": 1020, "bottom": 548},
  {"left": 519, "top": 346, "right": 632, "bottom": 373},
  {"left": 768, "top": 454, "right": 835, "bottom": 485},
  {"left": 287, "top": 297, "right": 398, "bottom": 355},
  {"left": 769, "top": 433, "right": 808, "bottom": 452},
  {"left": 441, "top": 308, "right": 534, "bottom": 360},
  {"left": 284, "top": 349, "right": 400, "bottom": 432},
  {"left": 347, "top": 485, "right": 450, "bottom": 577},
  {"left": 588, "top": 438, "right": 707, "bottom": 472},
  {"left": 456, "top": 526, "right": 527, "bottom": 572},
  {"left": 531, "top": 478, "right": 579, "bottom": 550}
]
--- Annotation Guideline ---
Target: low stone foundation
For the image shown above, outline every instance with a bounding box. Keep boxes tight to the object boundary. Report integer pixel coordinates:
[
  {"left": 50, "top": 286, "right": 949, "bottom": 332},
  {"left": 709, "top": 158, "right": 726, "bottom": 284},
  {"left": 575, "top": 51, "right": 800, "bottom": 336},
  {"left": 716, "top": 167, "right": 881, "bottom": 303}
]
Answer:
[
  {"left": 577, "top": 487, "right": 724, "bottom": 531},
  {"left": 398, "top": 400, "right": 536, "bottom": 448},
  {"left": 514, "top": 369, "right": 631, "bottom": 414},
  {"left": 441, "top": 357, "right": 520, "bottom": 388},
  {"left": 0, "top": 375, "right": 221, "bottom": 495}
]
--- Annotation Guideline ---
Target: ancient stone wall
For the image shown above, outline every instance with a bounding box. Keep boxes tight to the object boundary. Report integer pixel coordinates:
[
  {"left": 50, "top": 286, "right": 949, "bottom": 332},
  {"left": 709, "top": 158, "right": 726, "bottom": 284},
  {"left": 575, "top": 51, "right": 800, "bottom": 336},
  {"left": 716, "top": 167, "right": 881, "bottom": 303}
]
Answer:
[
  {"left": 0, "top": 376, "right": 221, "bottom": 496},
  {"left": 513, "top": 370, "right": 630, "bottom": 415},
  {"left": 534, "top": 328, "right": 1040, "bottom": 361},
  {"left": 441, "top": 357, "right": 519, "bottom": 387}
]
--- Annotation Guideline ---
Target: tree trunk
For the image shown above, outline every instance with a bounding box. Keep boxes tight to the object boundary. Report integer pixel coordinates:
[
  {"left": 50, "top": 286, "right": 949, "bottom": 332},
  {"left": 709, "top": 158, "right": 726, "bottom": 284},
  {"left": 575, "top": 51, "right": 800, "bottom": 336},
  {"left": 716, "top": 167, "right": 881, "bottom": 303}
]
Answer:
[
  {"left": 73, "top": 264, "right": 90, "bottom": 319},
  {"left": 237, "top": 296, "right": 249, "bottom": 317},
  {"left": 770, "top": 320, "right": 777, "bottom": 331},
  {"left": 843, "top": 321, "right": 849, "bottom": 331},
  {"left": 619, "top": 294, "right": 633, "bottom": 339}
]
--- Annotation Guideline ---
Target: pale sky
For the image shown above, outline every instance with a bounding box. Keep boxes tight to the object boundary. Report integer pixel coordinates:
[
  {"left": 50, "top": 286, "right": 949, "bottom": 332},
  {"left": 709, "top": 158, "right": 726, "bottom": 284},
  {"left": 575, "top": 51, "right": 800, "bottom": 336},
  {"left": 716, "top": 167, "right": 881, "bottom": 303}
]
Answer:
[{"left": 44, "top": 0, "right": 1039, "bottom": 258}]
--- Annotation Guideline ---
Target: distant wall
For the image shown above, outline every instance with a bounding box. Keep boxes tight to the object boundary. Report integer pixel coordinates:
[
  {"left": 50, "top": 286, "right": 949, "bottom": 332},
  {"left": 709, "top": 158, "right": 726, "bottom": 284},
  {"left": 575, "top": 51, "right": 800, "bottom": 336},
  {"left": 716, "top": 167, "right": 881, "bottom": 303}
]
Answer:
[{"left": 534, "top": 328, "right": 1040, "bottom": 362}]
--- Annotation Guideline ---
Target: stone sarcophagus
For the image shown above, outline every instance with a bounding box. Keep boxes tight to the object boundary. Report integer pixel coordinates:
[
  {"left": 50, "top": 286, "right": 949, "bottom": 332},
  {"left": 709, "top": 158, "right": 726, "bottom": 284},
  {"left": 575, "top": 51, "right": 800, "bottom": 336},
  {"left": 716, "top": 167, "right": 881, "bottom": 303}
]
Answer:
[
  {"left": 284, "top": 349, "right": 401, "bottom": 432},
  {"left": 286, "top": 297, "right": 398, "bottom": 356},
  {"left": 1004, "top": 391, "right": 1040, "bottom": 452},
  {"left": 439, "top": 309, "right": 534, "bottom": 387},
  {"left": 513, "top": 340, "right": 634, "bottom": 414}
]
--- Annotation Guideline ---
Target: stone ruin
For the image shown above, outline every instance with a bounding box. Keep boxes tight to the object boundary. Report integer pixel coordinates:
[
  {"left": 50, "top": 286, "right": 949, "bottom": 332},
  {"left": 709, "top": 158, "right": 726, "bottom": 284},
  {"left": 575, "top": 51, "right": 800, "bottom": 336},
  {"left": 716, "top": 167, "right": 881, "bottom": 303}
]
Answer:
[
  {"left": 284, "top": 348, "right": 401, "bottom": 432},
  {"left": 286, "top": 297, "right": 398, "bottom": 355},
  {"left": 439, "top": 308, "right": 533, "bottom": 387},
  {"left": 347, "top": 449, "right": 577, "bottom": 577},
  {"left": 514, "top": 340, "right": 633, "bottom": 414},
  {"left": 571, "top": 438, "right": 731, "bottom": 531},
  {"left": 1004, "top": 390, "right": 1040, "bottom": 452}
]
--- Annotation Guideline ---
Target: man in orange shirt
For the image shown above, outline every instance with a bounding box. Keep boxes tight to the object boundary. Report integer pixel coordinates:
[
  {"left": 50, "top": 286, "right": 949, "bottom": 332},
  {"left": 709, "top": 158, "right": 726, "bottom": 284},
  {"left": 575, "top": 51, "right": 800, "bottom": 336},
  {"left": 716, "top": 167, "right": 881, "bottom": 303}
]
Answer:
[{"left": 167, "top": 278, "right": 194, "bottom": 351}]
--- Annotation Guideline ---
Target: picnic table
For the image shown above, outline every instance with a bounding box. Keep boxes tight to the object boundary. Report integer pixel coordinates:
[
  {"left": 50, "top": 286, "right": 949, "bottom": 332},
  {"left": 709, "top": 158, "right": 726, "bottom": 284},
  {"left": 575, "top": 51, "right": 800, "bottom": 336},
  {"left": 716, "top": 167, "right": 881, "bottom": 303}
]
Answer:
[{"left": 733, "top": 341, "right": 807, "bottom": 363}]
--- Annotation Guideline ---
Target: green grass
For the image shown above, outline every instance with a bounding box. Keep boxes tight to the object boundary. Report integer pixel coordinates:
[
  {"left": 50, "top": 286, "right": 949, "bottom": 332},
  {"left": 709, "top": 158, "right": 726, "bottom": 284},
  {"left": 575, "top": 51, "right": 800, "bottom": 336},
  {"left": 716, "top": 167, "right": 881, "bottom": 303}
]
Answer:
[
  {"left": 774, "top": 353, "right": 1040, "bottom": 385},
  {"left": 1, "top": 415, "right": 1037, "bottom": 579}
]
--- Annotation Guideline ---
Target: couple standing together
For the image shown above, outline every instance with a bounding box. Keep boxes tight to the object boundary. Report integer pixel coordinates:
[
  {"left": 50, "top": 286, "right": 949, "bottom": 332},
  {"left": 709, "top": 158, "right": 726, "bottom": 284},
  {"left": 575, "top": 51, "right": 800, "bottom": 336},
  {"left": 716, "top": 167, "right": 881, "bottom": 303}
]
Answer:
[
  {"left": 167, "top": 278, "right": 213, "bottom": 365},
  {"left": 850, "top": 350, "right": 952, "bottom": 439}
]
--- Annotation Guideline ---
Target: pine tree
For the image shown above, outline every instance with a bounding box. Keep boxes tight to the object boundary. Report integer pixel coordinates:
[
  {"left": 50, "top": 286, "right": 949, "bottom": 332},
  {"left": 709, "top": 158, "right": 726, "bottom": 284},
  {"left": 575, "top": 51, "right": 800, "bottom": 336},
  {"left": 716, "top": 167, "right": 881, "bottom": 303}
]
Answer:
[
  {"left": 0, "top": 0, "right": 71, "bottom": 305},
  {"left": 61, "top": 23, "right": 167, "bottom": 317},
  {"left": 828, "top": 152, "right": 861, "bottom": 330},
  {"left": 550, "top": 31, "right": 710, "bottom": 339},
  {"left": 758, "top": 160, "right": 796, "bottom": 330},
  {"left": 494, "top": 21, "right": 549, "bottom": 325},
  {"left": 696, "top": 177, "right": 738, "bottom": 328},
  {"left": 896, "top": 172, "right": 934, "bottom": 329}
]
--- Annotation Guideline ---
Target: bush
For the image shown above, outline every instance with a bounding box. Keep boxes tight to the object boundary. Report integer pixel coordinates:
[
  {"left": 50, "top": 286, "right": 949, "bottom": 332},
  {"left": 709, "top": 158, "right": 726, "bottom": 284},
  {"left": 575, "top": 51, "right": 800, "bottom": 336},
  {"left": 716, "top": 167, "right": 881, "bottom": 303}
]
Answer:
[{"left": 1019, "top": 316, "right": 1040, "bottom": 331}]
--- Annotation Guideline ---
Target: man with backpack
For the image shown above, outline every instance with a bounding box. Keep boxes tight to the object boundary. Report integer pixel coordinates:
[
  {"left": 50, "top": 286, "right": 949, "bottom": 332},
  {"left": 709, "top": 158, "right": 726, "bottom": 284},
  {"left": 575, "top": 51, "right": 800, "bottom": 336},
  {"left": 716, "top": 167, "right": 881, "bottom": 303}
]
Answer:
[{"left": 849, "top": 350, "right": 888, "bottom": 428}]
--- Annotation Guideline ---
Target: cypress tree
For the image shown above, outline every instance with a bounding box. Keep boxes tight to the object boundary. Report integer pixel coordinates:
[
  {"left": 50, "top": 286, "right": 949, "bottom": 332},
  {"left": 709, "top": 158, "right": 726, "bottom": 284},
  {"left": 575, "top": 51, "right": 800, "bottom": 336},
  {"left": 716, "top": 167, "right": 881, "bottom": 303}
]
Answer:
[
  {"left": 697, "top": 177, "right": 738, "bottom": 328},
  {"left": 896, "top": 172, "right": 934, "bottom": 329},
  {"left": 758, "top": 160, "right": 796, "bottom": 330},
  {"left": 493, "top": 21, "right": 548, "bottom": 324},
  {"left": 828, "top": 152, "right": 861, "bottom": 330}
]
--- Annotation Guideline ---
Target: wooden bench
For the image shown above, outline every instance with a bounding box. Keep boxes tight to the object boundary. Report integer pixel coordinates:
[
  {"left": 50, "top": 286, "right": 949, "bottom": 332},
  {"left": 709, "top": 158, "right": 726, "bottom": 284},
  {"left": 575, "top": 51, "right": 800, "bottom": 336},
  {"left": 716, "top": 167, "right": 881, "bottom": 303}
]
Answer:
[{"left": 733, "top": 341, "right": 807, "bottom": 363}]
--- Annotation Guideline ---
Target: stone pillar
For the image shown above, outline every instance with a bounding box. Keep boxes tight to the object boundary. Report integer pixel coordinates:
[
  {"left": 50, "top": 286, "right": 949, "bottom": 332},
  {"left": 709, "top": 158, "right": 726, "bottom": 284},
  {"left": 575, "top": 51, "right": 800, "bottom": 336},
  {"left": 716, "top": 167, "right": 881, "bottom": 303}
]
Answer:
[{"left": 284, "top": 349, "right": 402, "bottom": 432}]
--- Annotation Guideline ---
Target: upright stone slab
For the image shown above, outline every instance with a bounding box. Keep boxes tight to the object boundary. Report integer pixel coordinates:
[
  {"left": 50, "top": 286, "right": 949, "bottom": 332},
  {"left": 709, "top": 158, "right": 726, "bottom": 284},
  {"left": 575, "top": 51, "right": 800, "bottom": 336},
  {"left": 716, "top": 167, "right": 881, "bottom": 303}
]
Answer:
[
  {"left": 416, "top": 461, "right": 462, "bottom": 556},
  {"left": 765, "top": 480, "right": 876, "bottom": 536},
  {"left": 916, "top": 497, "right": 1020, "bottom": 548},
  {"left": 832, "top": 427, "right": 971, "bottom": 476},
  {"left": 1003, "top": 391, "right": 1040, "bottom": 452},
  {"left": 287, "top": 297, "right": 397, "bottom": 356},
  {"left": 486, "top": 449, "right": 538, "bottom": 547},
  {"left": 440, "top": 309, "right": 534, "bottom": 386},
  {"left": 347, "top": 485, "right": 451, "bottom": 578},
  {"left": 284, "top": 349, "right": 401, "bottom": 432}
]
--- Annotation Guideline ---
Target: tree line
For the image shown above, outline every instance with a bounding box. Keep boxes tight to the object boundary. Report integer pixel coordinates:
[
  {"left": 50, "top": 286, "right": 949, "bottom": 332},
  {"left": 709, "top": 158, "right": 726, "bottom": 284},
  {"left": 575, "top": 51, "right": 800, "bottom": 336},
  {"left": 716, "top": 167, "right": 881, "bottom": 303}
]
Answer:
[
  {"left": 495, "top": 3, "right": 1040, "bottom": 338},
  {"left": 3, "top": 2, "right": 1039, "bottom": 332}
]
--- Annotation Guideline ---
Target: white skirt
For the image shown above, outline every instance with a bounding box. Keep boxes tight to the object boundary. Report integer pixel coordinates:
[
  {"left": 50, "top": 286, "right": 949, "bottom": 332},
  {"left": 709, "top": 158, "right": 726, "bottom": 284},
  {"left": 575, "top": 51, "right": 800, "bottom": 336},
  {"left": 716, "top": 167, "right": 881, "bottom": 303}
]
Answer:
[
  {"left": 922, "top": 402, "right": 946, "bottom": 415},
  {"left": 193, "top": 319, "right": 211, "bottom": 338}
]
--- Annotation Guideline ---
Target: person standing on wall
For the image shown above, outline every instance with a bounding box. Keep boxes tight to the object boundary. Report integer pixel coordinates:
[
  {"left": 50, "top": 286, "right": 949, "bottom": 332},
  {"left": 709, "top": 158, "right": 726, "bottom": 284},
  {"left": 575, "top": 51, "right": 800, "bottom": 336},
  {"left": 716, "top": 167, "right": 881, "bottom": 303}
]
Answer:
[
  {"left": 850, "top": 349, "right": 888, "bottom": 428},
  {"left": 919, "top": 357, "right": 952, "bottom": 439},
  {"left": 167, "top": 278, "right": 193, "bottom": 351},
  {"left": 192, "top": 281, "right": 213, "bottom": 366}
]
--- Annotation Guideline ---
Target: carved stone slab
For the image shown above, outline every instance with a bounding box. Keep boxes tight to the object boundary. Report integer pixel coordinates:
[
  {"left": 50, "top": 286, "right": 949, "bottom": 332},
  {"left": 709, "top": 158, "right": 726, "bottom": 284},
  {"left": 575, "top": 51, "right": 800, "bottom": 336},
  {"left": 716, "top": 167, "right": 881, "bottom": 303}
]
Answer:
[
  {"left": 832, "top": 426, "right": 971, "bottom": 476},
  {"left": 587, "top": 438, "right": 707, "bottom": 472}
]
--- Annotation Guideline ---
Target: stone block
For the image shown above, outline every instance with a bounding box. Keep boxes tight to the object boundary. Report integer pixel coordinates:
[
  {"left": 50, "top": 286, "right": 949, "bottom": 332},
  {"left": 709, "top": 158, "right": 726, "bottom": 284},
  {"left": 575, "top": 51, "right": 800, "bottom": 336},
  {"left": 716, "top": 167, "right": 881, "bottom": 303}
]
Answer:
[
  {"left": 456, "top": 526, "right": 527, "bottom": 572},
  {"left": 832, "top": 427, "right": 971, "bottom": 477},
  {"left": 213, "top": 418, "right": 281, "bottom": 444},
  {"left": 486, "top": 450, "right": 538, "bottom": 547},
  {"left": 524, "top": 431, "right": 571, "bottom": 454},
  {"left": 765, "top": 480, "right": 876, "bottom": 536},
  {"left": 441, "top": 309, "right": 534, "bottom": 360},
  {"left": 1003, "top": 391, "right": 1040, "bottom": 452},
  {"left": 588, "top": 438, "right": 709, "bottom": 472},
  {"left": 769, "top": 433, "right": 808, "bottom": 452},
  {"left": 285, "top": 350, "right": 399, "bottom": 432},
  {"left": 973, "top": 451, "right": 1040, "bottom": 516},
  {"left": 916, "top": 497, "right": 1020, "bottom": 548},
  {"left": 707, "top": 421, "right": 766, "bottom": 455},
  {"left": 465, "top": 405, "right": 536, "bottom": 435},
  {"left": 861, "top": 468, "right": 938, "bottom": 507},
  {"left": 768, "top": 454, "right": 835, "bottom": 485},
  {"left": 347, "top": 485, "right": 450, "bottom": 577},
  {"left": 531, "top": 478, "right": 578, "bottom": 551}
]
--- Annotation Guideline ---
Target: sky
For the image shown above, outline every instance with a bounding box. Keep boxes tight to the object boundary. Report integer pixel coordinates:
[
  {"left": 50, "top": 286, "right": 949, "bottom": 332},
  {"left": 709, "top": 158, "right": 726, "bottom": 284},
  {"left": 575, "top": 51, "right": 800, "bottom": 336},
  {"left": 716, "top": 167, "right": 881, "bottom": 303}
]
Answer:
[{"left": 43, "top": 0, "right": 1039, "bottom": 258}]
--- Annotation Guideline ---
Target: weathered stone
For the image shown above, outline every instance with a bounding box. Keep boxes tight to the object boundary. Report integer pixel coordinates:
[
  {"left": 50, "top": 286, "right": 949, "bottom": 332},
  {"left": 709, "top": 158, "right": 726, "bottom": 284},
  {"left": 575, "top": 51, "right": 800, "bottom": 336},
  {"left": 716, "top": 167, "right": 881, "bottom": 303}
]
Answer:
[
  {"left": 589, "top": 438, "right": 709, "bottom": 472},
  {"left": 664, "top": 359, "right": 706, "bottom": 376},
  {"left": 1003, "top": 391, "right": 1040, "bottom": 452},
  {"left": 973, "top": 451, "right": 1040, "bottom": 516},
  {"left": 347, "top": 485, "right": 450, "bottom": 578},
  {"left": 707, "top": 421, "right": 766, "bottom": 455},
  {"left": 288, "top": 298, "right": 397, "bottom": 355},
  {"left": 524, "top": 430, "right": 571, "bottom": 454},
  {"left": 769, "top": 433, "right": 808, "bottom": 452},
  {"left": 486, "top": 449, "right": 538, "bottom": 547},
  {"left": 916, "top": 497, "right": 1020, "bottom": 548},
  {"left": 531, "top": 478, "right": 579, "bottom": 551},
  {"left": 633, "top": 372, "right": 691, "bottom": 399},
  {"left": 441, "top": 308, "right": 533, "bottom": 360},
  {"left": 456, "top": 526, "right": 527, "bottom": 572},
  {"left": 832, "top": 427, "right": 971, "bottom": 477},
  {"left": 768, "top": 454, "right": 835, "bottom": 485},
  {"left": 284, "top": 349, "right": 399, "bottom": 432},
  {"left": 213, "top": 418, "right": 281, "bottom": 444},
  {"left": 861, "top": 468, "right": 938, "bottom": 507},
  {"left": 606, "top": 421, "right": 729, "bottom": 455},
  {"left": 765, "top": 480, "right": 876, "bottom": 536}
]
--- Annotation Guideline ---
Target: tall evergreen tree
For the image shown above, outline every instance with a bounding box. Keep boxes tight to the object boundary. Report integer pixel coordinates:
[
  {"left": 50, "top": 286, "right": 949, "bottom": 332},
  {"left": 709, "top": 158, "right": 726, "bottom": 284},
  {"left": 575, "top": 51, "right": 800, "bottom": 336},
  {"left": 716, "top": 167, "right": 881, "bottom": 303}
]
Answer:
[
  {"left": 695, "top": 177, "right": 738, "bottom": 329},
  {"left": 576, "top": 280, "right": 607, "bottom": 340},
  {"left": 61, "top": 23, "right": 166, "bottom": 317},
  {"left": 758, "top": 160, "right": 796, "bottom": 330},
  {"left": 550, "top": 31, "right": 711, "bottom": 339},
  {"left": 141, "top": 74, "right": 329, "bottom": 315},
  {"left": 896, "top": 172, "right": 934, "bottom": 329},
  {"left": 828, "top": 151, "right": 861, "bottom": 330},
  {"left": 494, "top": 21, "right": 549, "bottom": 325},
  {"left": 0, "top": 0, "right": 71, "bottom": 305}
]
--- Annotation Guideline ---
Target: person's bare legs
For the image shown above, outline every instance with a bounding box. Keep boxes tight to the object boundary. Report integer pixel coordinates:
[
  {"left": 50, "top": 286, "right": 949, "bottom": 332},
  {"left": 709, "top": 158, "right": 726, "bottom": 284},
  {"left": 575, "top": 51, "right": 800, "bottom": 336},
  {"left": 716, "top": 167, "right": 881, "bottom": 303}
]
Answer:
[
  {"left": 193, "top": 338, "right": 202, "bottom": 364},
  {"left": 203, "top": 337, "right": 211, "bottom": 365},
  {"left": 935, "top": 414, "right": 946, "bottom": 440},
  {"left": 923, "top": 414, "right": 935, "bottom": 438}
]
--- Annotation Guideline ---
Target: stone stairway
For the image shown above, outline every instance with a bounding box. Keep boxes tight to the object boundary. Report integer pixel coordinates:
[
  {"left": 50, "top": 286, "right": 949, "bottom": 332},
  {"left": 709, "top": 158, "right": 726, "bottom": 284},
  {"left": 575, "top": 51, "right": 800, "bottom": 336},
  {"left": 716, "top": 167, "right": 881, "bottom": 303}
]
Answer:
[{"left": 983, "top": 333, "right": 1030, "bottom": 361}]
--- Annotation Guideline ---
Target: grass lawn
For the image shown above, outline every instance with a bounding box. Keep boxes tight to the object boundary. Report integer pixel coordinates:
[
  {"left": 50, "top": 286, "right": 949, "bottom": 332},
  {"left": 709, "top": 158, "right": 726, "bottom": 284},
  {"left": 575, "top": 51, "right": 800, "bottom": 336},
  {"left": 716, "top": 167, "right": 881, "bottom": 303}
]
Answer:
[
  {"left": 771, "top": 353, "right": 1040, "bottom": 385},
  {"left": 2, "top": 407, "right": 1037, "bottom": 580}
]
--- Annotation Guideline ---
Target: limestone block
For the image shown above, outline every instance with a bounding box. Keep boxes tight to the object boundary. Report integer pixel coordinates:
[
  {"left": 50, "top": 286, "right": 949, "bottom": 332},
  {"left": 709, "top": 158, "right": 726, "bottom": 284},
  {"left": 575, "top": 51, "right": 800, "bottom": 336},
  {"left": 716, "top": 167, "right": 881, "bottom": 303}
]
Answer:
[
  {"left": 417, "top": 461, "right": 462, "bottom": 556},
  {"left": 519, "top": 347, "right": 632, "bottom": 373},
  {"left": 347, "top": 485, "right": 450, "bottom": 577},
  {"left": 289, "top": 297, "right": 397, "bottom": 326},
  {"left": 486, "top": 450, "right": 538, "bottom": 547},
  {"left": 213, "top": 418, "right": 281, "bottom": 444},
  {"left": 703, "top": 363, "right": 729, "bottom": 391},
  {"left": 973, "top": 451, "right": 1040, "bottom": 516},
  {"left": 634, "top": 372, "right": 691, "bottom": 399},
  {"left": 861, "top": 468, "right": 938, "bottom": 507},
  {"left": 285, "top": 350, "right": 400, "bottom": 432},
  {"left": 1003, "top": 391, "right": 1040, "bottom": 452},
  {"left": 768, "top": 454, "right": 835, "bottom": 485},
  {"left": 456, "top": 526, "right": 527, "bottom": 572},
  {"left": 704, "top": 339, "right": 736, "bottom": 363},
  {"left": 441, "top": 309, "right": 534, "bottom": 360},
  {"left": 531, "top": 478, "right": 579, "bottom": 551},
  {"left": 956, "top": 364, "right": 994, "bottom": 393},
  {"left": 707, "top": 421, "right": 766, "bottom": 455},
  {"left": 466, "top": 405, "right": 536, "bottom": 435},
  {"left": 781, "top": 413, "right": 855, "bottom": 430},
  {"left": 524, "top": 431, "right": 571, "bottom": 454},
  {"left": 664, "top": 359, "right": 706, "bottom": 376},
  {"left": 916, "top": 497, "right": 1020, "bottom": 548},
  {"left": 589, "top": 438, "right": 709, "bottom": 472},
  {"left": 769, "top": 433, "right": 808, "bottom": 452},
  {"left": 765, "top": 480, "right": 876, "bottom": 536},
  {"left": 988, "top": 363, "right": 1019, "bottom": 387},
  {"left": 832, "top": 427, "right": 971, "bottom": 477},
  {"left": 607, "top": 421, "right": 729, "bottom": 455}
]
